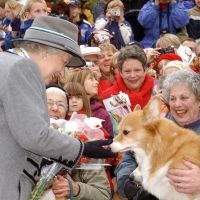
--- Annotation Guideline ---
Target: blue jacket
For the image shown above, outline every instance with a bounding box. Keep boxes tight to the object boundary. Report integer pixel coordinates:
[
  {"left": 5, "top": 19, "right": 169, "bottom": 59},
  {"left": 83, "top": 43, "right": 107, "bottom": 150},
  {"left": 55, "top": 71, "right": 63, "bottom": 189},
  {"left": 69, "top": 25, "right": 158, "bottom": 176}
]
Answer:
[
  {"left": 1, "top": 19, "right": 33, "bottom": 51},
  {"left": 137, "top": 2, "right": 189, "bottom": 48},
  {"left": 20, "top": 19, "right": 33, "bottom": 38},
  {"left": 95, "top": 15, "right": 134, "bottom": 49},
  {"left": 115, "top": 151, "right": 137, "bottom": 197},
  {"left": 78, "top": 19, "right": 92, "bottom": 45}
]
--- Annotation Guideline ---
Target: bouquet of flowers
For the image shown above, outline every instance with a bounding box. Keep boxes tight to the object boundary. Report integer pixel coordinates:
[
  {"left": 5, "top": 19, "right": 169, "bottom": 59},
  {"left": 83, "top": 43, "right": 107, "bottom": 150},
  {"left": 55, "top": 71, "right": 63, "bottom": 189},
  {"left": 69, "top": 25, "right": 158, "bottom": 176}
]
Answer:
[{"left": 29, "top": 113, "right": 107, "bottom": 200}]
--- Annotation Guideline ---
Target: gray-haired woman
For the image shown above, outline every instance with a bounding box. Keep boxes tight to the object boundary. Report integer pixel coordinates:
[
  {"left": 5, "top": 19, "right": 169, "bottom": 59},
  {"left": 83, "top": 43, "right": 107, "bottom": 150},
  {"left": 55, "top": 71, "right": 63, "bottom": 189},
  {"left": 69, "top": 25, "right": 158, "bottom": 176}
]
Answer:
[
  {"left": 0, "top": 16, "right": 115, "bottom": 200},
  {"left": 162, "top": 70, "right": 200, "bottom": 195}
]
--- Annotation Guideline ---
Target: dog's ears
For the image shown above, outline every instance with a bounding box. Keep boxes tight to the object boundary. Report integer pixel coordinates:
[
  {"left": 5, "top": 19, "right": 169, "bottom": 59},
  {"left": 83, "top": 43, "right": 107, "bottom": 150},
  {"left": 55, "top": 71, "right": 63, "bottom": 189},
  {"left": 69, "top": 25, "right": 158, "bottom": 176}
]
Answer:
[
  {"left": 143, "top": 96, "right": 161, "bottom": 123},
  {"left": 133, "top": 104, "right": 141, "bottom": 111}
]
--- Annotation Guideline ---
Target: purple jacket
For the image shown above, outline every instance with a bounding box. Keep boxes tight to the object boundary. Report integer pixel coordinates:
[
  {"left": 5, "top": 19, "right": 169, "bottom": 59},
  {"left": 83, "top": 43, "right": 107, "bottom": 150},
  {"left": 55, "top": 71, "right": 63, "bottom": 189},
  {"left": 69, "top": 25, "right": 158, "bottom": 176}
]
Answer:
[{"left": 91, "top": 100, "right": 114, "bottom": 138}]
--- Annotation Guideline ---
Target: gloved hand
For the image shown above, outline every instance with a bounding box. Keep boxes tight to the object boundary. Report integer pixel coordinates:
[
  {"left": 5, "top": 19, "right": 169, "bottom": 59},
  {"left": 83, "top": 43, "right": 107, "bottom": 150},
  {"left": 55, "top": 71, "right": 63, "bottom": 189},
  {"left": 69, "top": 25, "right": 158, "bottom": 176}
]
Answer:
[
  {"left": 11, "top": 16, "right": 21, "bottom": 31},
  {"left": 83, "top": 139, "right": 117, "bottom": 158}
]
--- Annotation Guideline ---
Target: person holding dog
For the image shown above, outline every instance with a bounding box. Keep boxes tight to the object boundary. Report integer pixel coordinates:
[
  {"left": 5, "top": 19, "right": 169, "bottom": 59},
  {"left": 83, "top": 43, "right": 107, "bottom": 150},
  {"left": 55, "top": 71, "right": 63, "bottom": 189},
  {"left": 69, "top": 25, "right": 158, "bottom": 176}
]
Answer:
[
  {"left": 163, "top": 70, "right": 200, "bottom": 195},
  {"left": 0, "top": 15, "right": 116, "bottom": 200},
  {"left": 115, "top": 69, "right": 200, "bottom": 199}
]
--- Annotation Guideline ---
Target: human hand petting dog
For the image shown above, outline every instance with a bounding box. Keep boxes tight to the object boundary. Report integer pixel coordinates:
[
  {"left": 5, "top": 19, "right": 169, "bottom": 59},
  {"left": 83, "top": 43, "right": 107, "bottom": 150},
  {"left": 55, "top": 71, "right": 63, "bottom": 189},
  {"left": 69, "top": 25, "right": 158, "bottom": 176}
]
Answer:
[
  {"left": 168, "top": 160, "right": 200, "bottom": 194},
  {"left": 83, "top": 139, "right": 117, "bottom": 158}
]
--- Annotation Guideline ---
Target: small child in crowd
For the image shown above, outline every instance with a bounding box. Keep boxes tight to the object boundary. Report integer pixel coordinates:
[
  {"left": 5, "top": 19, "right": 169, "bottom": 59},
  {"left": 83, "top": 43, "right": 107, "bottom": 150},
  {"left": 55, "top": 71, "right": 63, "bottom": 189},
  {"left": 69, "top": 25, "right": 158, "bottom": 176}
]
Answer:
[
  {"left": 64, "top": 82, "right": 91, "bottom": 119},
  {"left": 20, "top": 0, "right": 47, "bottom": 37}
]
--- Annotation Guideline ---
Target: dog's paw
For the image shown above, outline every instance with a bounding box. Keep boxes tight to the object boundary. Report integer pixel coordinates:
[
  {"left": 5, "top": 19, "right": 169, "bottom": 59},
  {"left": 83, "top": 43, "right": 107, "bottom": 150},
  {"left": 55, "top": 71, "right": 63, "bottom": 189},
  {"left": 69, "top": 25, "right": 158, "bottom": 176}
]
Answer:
[{"left": 131, "top": 167, "right": 143, "bottom": 182}]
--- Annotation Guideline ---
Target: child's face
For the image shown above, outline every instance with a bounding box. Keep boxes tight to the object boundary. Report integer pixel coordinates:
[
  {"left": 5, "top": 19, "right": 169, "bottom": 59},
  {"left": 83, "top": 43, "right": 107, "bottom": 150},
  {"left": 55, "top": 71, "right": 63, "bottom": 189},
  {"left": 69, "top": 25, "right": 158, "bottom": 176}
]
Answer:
[
  {"left": 69, "top": 6, "right": 81, "bottom": 19},
  {"left": 69, "top": 95, "right": 83, "bottom": 114},
  {"left": 26, "top": 2, "right": 47, "bottom": 20},
  {"left": 84, "top": 75, "right": 99, "bottom": 98},
  {"left": 5, "top": 4, "right": 14, "bottom": 21}
]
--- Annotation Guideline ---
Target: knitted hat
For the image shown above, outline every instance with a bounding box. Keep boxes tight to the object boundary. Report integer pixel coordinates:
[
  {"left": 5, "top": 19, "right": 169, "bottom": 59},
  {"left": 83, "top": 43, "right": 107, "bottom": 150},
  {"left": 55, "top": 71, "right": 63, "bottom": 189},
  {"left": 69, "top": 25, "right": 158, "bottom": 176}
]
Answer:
[{"left": 155, "top": 53, "right": 182, "bottom": 67}]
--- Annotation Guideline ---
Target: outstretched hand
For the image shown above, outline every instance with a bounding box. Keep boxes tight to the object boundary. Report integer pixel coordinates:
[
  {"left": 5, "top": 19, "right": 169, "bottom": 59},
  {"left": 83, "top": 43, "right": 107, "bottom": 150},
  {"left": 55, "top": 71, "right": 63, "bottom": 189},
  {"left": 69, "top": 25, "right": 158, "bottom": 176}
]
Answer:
[{"left": 83, "top": 139, "right": 117, "bottom": 159}]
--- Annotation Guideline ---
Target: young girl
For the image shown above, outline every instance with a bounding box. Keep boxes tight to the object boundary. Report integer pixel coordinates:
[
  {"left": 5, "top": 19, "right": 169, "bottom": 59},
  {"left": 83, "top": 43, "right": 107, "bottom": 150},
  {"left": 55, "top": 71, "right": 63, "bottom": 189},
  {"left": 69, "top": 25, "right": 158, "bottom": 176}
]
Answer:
[
  {"left": 64, "top": 82, "right": 91, "bottom": 119},
  {"left": 63, "top": 68, "right": 114, "bottom": 138},
  {"left": 19, "top": 0, "right": 47, "bottom": 37}
]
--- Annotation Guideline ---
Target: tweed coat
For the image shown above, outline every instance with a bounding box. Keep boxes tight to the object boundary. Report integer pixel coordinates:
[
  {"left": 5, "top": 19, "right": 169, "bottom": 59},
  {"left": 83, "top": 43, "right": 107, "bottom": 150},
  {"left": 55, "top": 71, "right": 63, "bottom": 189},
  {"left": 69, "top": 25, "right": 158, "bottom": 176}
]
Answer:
[{"left": 0, "top": 52, "right": 84, "bottom": 200}]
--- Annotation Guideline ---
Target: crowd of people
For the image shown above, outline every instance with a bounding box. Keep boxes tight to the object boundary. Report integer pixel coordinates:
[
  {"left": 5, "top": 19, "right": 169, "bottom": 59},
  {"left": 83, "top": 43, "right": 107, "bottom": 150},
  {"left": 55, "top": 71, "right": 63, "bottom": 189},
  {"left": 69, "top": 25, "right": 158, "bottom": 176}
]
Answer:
[{"left": 0, "top": 0, "right": 200, "bottom": 200}]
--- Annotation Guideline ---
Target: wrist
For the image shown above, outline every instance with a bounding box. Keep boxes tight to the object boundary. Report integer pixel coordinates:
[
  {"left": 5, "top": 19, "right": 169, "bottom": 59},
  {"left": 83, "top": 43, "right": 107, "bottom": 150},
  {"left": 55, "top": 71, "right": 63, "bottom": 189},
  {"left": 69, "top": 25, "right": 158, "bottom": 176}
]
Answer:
[{"left": 74, "top": 182, "right": 80, "bottom": 197}]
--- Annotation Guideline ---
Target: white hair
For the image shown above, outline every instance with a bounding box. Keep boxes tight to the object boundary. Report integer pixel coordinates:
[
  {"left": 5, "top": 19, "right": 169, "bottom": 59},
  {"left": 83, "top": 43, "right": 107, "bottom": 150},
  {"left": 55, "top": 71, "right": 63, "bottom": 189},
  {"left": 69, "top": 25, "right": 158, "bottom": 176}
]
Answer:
[
  {"left": 46, "top": 87, "right": 66, "bottom": 99},
  {"left": 162, "top": 70, "right": 200, "bottom": 103}
]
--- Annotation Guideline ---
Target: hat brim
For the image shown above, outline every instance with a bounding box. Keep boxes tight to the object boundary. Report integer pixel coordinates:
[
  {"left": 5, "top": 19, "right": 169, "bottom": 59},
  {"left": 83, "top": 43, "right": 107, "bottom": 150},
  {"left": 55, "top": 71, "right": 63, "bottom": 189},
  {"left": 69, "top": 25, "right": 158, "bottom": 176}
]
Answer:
[{"left": 12, "top": 38, "right": 86, "bottom": 68}]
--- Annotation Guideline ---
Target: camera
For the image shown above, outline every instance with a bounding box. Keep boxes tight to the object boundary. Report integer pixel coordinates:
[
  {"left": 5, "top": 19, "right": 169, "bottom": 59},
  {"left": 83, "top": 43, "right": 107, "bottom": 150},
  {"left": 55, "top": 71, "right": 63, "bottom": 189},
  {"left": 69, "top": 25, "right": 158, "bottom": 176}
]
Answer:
[
  {"left": 97, "top": 34, "right": 109, "bottom": 42},
  {"left": 111, "top": 9, "right": 120, "bottom": 17},
  {"left": 85, "top": 61, "right": 93, "bottom": 68},
  {"left": 158, "top": 46, "right": 175, "bottom": 55}
]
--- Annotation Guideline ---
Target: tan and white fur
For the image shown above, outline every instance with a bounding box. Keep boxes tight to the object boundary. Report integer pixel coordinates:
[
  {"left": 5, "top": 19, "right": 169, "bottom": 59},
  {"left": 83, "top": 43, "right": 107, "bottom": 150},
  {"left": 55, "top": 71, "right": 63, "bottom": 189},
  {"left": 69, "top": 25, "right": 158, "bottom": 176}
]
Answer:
[{"left": 110, "top": 97, "right": 200, "bottom": 200}]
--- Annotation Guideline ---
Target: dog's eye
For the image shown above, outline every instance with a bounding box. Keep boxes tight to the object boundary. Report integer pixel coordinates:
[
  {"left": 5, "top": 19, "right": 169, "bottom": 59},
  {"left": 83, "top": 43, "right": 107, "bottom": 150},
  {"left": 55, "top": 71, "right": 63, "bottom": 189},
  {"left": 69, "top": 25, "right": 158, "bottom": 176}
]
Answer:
[{"left": 123, "top": 130, "right": 129, "bottom": 135}]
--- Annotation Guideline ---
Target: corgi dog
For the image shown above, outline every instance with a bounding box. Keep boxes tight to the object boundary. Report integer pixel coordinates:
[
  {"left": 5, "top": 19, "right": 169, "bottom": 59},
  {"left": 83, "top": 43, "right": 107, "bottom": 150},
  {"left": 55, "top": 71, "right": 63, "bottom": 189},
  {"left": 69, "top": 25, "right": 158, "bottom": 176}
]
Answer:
[{"left": 110, "top": 97, "right": 200, "bottom": 200}]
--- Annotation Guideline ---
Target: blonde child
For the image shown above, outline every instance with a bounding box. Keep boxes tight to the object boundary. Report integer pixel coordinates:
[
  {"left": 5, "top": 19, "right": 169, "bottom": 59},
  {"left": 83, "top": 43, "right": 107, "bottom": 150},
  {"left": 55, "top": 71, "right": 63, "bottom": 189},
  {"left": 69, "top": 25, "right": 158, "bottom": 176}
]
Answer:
[{"left": 19, "top": 0, "right": 47, "bottom": 37}]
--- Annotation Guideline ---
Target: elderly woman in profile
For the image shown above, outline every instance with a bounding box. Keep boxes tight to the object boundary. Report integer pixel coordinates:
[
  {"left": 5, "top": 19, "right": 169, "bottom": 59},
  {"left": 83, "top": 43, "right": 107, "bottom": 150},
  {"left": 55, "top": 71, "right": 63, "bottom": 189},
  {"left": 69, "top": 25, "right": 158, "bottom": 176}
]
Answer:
[
  {"left": 162, "top": 70, "right": 200, "bottom": 195},
  {"left": 0, "top": 16, "right": 115, "bottom": 200}
]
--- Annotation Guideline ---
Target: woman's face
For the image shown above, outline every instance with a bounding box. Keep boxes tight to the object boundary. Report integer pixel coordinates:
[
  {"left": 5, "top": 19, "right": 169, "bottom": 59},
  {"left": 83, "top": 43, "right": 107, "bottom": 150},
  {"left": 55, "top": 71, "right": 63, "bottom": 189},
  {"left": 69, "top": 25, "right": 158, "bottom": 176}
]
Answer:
[
  {"left": 26, "top": 2, "right": 47, "bottom": 20},
  {"left": 169, "top": 84, "right": 200, "bottom": 126},
  {"left": 84, "top": 74, "right": 99, "bottom": 98},
  {"left": 99, "top": 49, "right": 114, "bottom": 75},
  {"left": 39, "top": 52, "right": 71, "bottom": 85},
  {"left": 69, "top": 95, "right": 83, "bottom": 114},
  {"left": 120, "top": 58, "right": 146, "bottom": 91},
  {"left": 4, "top": 4, "right": 14, "bottom": 21},
  {"left": 47, "top": 92, "right": 68, "bottom": 119}
]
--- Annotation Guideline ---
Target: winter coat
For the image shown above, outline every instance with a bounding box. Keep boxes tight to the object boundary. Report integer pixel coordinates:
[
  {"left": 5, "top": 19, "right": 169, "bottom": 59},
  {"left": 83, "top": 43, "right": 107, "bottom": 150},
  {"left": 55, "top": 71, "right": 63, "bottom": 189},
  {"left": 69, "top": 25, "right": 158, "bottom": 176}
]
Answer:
[
  {"left": 72, "top": 161, "right": 112, "bottom": 200},
  {"left": 94, "top": 15, "right": 134, "bottom": 49},
  {"left": 137, "top": 2, "right": 189, "bottom": 48},
  {"left": 78, "top": 18, "right": 93, "bottom": 45},
  {"left": 187, "top": 6, "right": 200, "bottom": 40},
  {"left": 0, "top": 52, "right": 83, "bottom": 200}
]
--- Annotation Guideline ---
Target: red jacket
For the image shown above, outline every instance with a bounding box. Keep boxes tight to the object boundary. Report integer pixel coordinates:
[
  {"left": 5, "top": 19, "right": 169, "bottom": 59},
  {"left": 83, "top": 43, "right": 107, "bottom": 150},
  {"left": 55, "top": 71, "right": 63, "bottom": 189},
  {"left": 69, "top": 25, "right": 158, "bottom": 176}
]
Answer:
[{"left": 102, "top": 74, "right": 154, "bottom": 110}]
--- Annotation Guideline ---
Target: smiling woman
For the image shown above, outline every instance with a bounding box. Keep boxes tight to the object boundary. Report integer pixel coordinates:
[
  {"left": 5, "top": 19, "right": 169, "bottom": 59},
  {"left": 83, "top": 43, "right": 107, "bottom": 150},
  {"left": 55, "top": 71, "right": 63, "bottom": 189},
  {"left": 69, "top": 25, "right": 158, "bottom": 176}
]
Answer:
[
  {"left": 163, "top": 70, "right": 200, "bottom": 127},
  {"left": 162, "top": 70, "right": 200, "bottom": 196},
  {"left": 102, "top": 45, "right": 154, "bottom": 110}
]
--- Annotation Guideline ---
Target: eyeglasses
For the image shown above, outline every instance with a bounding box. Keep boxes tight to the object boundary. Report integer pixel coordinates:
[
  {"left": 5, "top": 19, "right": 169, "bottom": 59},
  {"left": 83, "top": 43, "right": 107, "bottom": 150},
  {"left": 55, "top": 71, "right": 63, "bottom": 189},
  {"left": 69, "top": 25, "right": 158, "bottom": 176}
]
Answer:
[{"left": 47, "top": 100, "right": 67, "bottom": 110}]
